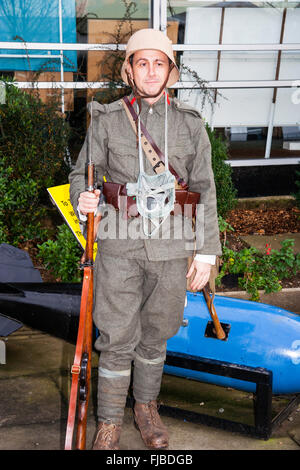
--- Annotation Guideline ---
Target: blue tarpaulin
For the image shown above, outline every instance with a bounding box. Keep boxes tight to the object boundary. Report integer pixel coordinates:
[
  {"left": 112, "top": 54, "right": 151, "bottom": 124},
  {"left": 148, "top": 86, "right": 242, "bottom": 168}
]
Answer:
[{"left": 0, "top": 0, "right": 77, "bottom": 72}]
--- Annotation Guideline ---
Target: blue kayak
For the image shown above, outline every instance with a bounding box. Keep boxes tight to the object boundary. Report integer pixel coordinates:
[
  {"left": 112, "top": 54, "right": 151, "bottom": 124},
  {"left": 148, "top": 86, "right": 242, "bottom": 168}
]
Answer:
[{"left": 165, "top": 291, "right": 300, "bottom": 394}]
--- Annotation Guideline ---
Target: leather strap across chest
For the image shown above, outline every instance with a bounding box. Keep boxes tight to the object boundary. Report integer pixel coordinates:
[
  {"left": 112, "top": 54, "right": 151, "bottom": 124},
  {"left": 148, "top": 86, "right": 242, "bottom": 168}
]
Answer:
[{"left": 122, "top": 95, "right": 188, "bottom": 191}]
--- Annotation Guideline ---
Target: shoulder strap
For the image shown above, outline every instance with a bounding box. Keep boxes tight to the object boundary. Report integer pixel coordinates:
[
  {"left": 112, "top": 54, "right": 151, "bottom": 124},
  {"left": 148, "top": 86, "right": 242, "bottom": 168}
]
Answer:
[{"left": 122, "top": 96, "right": 188, "bottom": 190}]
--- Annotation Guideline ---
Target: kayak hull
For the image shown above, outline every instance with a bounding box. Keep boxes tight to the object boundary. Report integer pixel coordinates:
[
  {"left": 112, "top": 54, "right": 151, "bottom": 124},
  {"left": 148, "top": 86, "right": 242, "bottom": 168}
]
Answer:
[{"left": 166, "top": 291, "right": 300, "bottom": 394}]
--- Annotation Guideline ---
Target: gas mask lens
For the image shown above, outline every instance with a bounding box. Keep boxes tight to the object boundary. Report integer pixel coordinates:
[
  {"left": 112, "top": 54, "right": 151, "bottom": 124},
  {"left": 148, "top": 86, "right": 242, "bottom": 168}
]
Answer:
[{"left": 146, "top": 195, "right": 157, "bottom": 211}]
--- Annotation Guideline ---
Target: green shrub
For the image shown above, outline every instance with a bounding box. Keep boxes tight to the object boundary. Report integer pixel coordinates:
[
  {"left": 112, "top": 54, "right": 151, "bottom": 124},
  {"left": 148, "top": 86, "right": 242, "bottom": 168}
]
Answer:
[
  {"left": 37, "top": 224, "right": 82, "bottom": 282},
  {"left": 268, "top": 238, "right": 300, "bottom": 280},
  {"left": 0, "top": 158, "right": 47, "bottom": 245},
  {"left": 0, "top": 77, "right": 71, "bottom": 199},
  {"left": 207, "top": 125, "right": 238, "bottom": 218},
  {"left": 217, "top": 238, "right": 300, "bottom": 301}
]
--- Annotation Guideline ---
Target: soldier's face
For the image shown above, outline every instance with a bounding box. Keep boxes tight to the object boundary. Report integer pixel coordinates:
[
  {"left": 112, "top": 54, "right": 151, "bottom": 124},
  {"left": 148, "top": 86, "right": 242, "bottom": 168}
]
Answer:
[{"left": 128, "top": 49, "right": 170, "bottom": 101}]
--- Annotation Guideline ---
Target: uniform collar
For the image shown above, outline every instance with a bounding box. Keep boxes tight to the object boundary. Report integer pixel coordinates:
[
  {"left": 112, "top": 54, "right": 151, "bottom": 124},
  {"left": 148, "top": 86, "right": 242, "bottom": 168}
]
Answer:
[{"left": 129, "top": 92, "right": 170, "bottom": 116}]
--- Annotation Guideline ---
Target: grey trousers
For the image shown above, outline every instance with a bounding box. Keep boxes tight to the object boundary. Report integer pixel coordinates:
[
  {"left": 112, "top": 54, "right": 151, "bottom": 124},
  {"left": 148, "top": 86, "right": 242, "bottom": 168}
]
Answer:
[{"left": 93, "top": 252, "right": 187, "bottom": 424}]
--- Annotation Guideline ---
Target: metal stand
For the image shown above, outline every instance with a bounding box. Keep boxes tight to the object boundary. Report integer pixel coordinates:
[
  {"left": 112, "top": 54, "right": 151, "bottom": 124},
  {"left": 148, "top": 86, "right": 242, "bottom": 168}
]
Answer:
[
  {"left": 159, "top": 351, "right": 300, "bottom": 440},
  {"left": 0, "top": 339, "right": 6, "bottom": 364}
]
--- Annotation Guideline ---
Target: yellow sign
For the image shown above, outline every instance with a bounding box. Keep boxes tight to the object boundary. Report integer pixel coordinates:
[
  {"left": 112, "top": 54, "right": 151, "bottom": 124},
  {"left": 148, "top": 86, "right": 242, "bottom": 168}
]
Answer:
[{"left": 47, "top": 184, "right": 98, "bottom": 259}]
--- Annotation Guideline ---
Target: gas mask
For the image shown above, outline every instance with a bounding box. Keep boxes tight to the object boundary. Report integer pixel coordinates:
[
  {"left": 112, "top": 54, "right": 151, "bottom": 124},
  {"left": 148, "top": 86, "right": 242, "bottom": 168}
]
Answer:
[{"left": 126, "top": 93, "right": 175, "bottom": 237}]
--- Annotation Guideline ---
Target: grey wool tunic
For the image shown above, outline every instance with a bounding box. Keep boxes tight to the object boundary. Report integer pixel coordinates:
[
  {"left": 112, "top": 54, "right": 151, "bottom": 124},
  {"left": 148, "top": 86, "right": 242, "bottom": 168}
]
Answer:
[{"left": 69, "top": 94, "right": 222, "bottom": 260}]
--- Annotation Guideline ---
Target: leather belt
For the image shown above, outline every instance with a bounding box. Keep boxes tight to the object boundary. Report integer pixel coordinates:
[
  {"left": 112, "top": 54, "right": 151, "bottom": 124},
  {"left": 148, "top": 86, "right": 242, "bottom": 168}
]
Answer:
[{"left": 102, "top": 181, "right": 200, "bottom": 218}]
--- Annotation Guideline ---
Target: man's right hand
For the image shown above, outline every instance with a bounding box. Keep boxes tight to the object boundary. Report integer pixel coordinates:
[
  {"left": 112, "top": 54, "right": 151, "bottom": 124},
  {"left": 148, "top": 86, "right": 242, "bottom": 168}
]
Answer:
[{"left": 78, "top": 189, "right": 100, "bottom": 215}]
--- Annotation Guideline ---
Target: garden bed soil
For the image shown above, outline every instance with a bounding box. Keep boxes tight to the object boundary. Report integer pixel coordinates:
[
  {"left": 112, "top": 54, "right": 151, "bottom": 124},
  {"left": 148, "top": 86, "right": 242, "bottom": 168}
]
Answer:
[{"left": 225, "top": 206, "right": 300, "bottom": 237}]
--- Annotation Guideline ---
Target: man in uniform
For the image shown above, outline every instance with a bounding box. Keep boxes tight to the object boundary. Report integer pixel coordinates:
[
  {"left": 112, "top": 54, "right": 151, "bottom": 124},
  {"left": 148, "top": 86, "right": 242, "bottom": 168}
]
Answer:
[{"left": 69, "top": 28, "right": 222, "bottom": 450}]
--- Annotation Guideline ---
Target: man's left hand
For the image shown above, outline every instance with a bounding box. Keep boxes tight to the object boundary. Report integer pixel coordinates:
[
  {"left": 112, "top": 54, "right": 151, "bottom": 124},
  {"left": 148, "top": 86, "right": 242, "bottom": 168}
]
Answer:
[{"left": 186, "top": 260, "right": 211, "bottom": 291}]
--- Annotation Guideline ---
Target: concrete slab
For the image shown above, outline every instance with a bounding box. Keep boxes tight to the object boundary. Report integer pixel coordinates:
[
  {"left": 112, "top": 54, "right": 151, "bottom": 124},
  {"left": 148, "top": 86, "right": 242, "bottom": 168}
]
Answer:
[
  {"left": 237, "top": 196, "right": 297, "bottom": 210},
  {"left": 240, "top": 233, "right": 300, "bottom": 254},
  {"left": 0, "top": 326, "right": 300, "bottom": 451},
  {"left": 220, "top": 288, "right": 300, "bottom": 314}
]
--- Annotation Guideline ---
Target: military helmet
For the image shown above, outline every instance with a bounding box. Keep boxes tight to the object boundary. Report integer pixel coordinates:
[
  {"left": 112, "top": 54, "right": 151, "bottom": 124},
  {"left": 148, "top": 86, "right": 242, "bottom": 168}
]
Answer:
[{"left": 121, "top": 28, "right": 179, "bottom": 88}]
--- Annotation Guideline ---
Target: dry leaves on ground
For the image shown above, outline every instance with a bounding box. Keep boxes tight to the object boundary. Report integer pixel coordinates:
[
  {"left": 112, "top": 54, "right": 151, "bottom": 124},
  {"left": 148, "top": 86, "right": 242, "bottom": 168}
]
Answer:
[{"left": 226, "top": 207, "right": 300, "bottom": 236}]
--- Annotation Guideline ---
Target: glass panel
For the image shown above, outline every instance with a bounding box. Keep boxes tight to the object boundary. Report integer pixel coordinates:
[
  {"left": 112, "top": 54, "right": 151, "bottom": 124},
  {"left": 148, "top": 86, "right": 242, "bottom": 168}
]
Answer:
[
  {"left": 0, "top": 0, "right": 77, "bottom": 72},
  {"left": 226, "top": 127, "right": 269, "bottom": 160},
  {"left": 77, "top": 0, "right": 149, "bottom": 20},
  {"left": 169, "top": 1, "right": 300, "bottom": 159}
]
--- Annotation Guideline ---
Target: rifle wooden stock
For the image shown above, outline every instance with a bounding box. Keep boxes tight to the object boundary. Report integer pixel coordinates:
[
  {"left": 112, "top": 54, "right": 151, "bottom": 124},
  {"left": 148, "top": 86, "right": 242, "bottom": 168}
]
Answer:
[
  {"left": 202, "top": 285, "right": 226, "bottom": 340},
  {"left": 65, "top": 164, "right": 96, "bottom": 450}
]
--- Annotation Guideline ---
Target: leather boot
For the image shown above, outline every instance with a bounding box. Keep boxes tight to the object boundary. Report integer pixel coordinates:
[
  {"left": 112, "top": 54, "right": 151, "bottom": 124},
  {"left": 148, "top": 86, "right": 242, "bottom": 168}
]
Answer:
[
  {"left": 92, "top": 421, "right": 122, "bottom": 450},
  {"left": 134, "top": 400, "right": 169, "bottom": 449}
]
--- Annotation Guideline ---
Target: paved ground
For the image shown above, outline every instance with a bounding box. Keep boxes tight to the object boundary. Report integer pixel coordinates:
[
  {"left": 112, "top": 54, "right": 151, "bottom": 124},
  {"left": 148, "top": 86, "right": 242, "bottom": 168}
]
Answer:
[{"left": 0, "top": 325, "right": 300, "bottom": 452}]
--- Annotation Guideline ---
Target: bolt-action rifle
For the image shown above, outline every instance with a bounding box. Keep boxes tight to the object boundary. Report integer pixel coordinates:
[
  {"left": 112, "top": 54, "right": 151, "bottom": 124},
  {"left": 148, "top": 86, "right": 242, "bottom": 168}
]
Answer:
[
  {"left": 65, "top": 101, "right": 97, "bottom": 450},
  {"left": 187, "top": 257, "right": 226, "bottom": 340}
]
